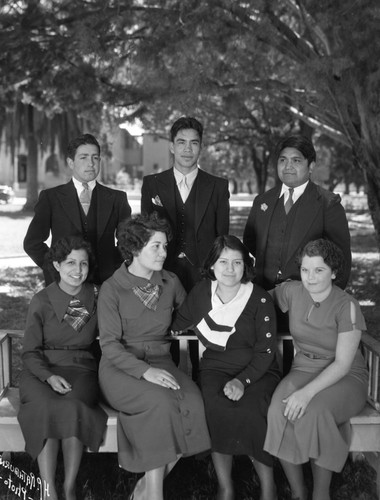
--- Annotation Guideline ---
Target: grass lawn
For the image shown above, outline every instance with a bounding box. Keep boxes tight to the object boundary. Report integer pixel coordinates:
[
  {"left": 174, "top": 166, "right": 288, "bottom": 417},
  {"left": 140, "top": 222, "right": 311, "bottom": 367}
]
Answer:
[{"left": 0, "top": 195, "right": 379, "bottom": 499}]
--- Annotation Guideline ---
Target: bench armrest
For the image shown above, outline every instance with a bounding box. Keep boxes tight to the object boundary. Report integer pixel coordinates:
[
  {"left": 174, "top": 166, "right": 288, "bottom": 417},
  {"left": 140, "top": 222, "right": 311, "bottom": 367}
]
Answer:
[{"left": 361, "top": 332, "right": 380, "bottom": 411}]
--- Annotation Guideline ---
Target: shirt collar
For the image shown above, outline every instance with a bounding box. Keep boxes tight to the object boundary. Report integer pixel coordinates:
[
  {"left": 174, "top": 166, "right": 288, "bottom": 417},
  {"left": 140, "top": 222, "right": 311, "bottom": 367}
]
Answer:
[
  {"left": 280, "top": 180, "right": 309, "bottom": 202},
  {"left": 46, "top": 282, "right": 95, "bottom": 321},
  {"left": 173, "top": 167, "right": 198, "bottom": 188},
  {"left": 116, "top": 264, "right": 166, "bottom": 290},
  {"left": 72, "top": 177, "right": 97, "bottom": 196}
]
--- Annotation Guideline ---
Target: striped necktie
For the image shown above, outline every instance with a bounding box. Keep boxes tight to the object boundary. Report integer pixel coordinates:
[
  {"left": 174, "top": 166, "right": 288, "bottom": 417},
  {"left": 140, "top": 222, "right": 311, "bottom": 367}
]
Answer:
[
  {"left": 79, "top": 183, "right": 91, "bottom": 215},
  {"left": 284, "top": 188, "right": 294, "bottom": 215}
]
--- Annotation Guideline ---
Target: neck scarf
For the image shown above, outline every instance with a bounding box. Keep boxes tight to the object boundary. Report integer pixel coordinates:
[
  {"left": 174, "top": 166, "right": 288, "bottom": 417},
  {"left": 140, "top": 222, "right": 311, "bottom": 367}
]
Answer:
[
  {"left": 195, "top": 282, "right": 253, "bottom": 351},
  {"left": 132, "top": 282, "right": 162, "bottom": 311},
  {"left": 63, "top": 285, "right": 98, "bottom": 332}
]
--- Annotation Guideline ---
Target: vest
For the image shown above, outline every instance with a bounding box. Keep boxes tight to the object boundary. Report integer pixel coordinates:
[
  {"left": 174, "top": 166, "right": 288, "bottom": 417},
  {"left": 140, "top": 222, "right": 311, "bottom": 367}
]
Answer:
[
  {"left": 78, "top": 187, "right": 99, "bottom": 281},
  {"left": 262, "top": 195, "right": 299, "bottom": 288},
  {"left": 174, "top": 178, "right": 199, "bottom": 266}
]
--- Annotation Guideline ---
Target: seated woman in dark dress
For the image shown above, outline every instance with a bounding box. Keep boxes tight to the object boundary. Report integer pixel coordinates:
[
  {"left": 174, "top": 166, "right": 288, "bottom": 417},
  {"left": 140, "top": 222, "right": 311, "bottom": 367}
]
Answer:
[
  {"left": 18, "top": 236, "right": 107, "bottom": 500},
  {"left": 172, "top": 235, "right": 281, "bottom": 500},
  {"left": 264, "top": 239, "right": 368, "bottom": 500},
  {"left": 98, "top": 213, "right": 210, "bottom": 500}
]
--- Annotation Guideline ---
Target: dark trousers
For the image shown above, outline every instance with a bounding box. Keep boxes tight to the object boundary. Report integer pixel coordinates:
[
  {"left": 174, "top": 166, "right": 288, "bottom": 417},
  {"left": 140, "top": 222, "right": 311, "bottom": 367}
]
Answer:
[{"left": 168, "top": 255, "right": 202, "bottom": 380}]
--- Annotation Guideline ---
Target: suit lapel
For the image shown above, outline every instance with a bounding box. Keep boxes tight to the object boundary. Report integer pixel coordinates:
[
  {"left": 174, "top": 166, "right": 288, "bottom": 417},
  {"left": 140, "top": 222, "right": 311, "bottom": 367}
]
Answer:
[
  {"left": 156, "top": 169, "right": 177, "bottom": 227},
  {"left": 195, "top": 170, "right": 213, "bottom": 233},
  {"left": 286, "top": 182, "right": 321, "bottom": 259},
  {"left": 257, "top": 187, "right": 281, "bottom": 255},
  {"left": 96, "top": 183, "right": 115, "bottom": 240},
  {"left": 56, "top": 180, "right": 82, "bottom": 232}
]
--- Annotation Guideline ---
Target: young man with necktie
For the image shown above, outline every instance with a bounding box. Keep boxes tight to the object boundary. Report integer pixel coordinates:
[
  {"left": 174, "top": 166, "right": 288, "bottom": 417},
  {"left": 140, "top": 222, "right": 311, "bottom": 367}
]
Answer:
[
  {"left": 141, "top": 117, "right": 230, "bottom": 374},
  {"left": 141, "top": 116, "right": 230, "bottom": 293},
  {"left": 24, "top": 134, "right": 131, "bottom": 285},
  {"left": 243, "top": 135, "right": 351, "bottom": 292}
]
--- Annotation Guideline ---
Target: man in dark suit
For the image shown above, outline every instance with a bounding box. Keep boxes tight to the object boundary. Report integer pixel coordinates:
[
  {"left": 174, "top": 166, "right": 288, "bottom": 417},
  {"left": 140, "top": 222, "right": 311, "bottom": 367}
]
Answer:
[
  {"left": 141, "top": 117, "right": 230, "bottom": 373},
  {"left": 141, "top": 116, "right": 230, "bottom": 291},
  {"left": 243, "top": 135, "right": 351, "bottom": 291},
  {"left": 243, "top": 135, "right": 351, "bottom": 373},
  {"left": 24, "top": 133, "right": 131, "bottom": 285}
]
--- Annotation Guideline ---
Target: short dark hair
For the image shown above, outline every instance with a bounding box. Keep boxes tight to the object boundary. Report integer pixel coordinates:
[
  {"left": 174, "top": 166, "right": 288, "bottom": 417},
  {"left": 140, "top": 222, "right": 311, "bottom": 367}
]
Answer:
[
  {"left": 202, "top": 235, "right": 255, "bottom": 284},
  {"left": 298, "top": 239, "right": 345, "bottom": 282},
  {"left": 275, "top": 135, "right": 316, "bottom": 166},
  {"left": 66, "top": 134, "right": 100, "bottom": 160},
  {"left": 170, "top": 117, "right": 203, "bottom": 143},
  {"left": 47, "top": 236, "right": 95, "bottom": 283},
  {"left": 118, "top": 212, "right": 172, "bottom": 265}
]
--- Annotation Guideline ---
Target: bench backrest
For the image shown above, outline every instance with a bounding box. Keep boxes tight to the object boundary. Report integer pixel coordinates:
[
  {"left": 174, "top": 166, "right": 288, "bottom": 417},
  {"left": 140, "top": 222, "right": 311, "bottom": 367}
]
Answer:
[{"left": 1, "top": 329, "right": 379, "bottom": 411}]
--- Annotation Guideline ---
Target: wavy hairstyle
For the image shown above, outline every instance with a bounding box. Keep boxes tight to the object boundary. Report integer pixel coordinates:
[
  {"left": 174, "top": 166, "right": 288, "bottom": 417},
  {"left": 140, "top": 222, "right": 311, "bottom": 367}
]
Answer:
[
  {"left": 118, "top": 212, "right": 172, "bottom": 265},
  {"left": 297, "top": 239, "right": 345, "bottom": 281},
  {"left": 66, "top": 133, "right": 100, "bottom": 160},
  {"left": 47, "top": 235, "right": 95, "bottom": 282}
]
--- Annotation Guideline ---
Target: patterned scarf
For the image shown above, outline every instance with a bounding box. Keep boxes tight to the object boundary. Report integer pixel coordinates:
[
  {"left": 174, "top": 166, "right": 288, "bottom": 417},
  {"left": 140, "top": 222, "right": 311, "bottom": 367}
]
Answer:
[
  {"left": 63, "top": 285, "right": 98, "bottom": 332},
  {"left": 132, "top": 283, "right": 162, "bottom": 311}
]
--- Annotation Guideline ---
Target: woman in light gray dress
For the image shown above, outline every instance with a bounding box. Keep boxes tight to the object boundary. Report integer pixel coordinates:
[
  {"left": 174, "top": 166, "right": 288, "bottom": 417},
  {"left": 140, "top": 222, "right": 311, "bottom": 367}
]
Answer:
[
  {"left": 264, "top": 239, "right": 368, "bottom": 500},
  {"left": 98, "top": 213, "right": 210, "bottom": 500}
]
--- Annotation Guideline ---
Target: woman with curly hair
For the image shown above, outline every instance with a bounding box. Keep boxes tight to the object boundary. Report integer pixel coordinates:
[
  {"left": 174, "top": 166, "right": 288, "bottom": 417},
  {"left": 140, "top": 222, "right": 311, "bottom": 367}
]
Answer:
[
  {"left": 98, "top": 212, "right": 210, "bottom": 500},
  {"left": 264, "top": 239, "right": 368, "bottom": 500},
  {"left": 18, "top": 236, "right": 107, "bottom": 500}
]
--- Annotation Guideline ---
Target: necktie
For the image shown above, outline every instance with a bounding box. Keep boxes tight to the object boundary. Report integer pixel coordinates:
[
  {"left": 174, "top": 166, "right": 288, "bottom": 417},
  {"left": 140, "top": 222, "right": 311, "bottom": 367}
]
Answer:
[
  {"left": 179, "top": 176, "right": 190, "bottom": 203},
  {"left": 284, "top": 188, "right": 294, "bottom": 215},
  {"left": 79, "top": 183, "right": 91, "bottom": 215}
]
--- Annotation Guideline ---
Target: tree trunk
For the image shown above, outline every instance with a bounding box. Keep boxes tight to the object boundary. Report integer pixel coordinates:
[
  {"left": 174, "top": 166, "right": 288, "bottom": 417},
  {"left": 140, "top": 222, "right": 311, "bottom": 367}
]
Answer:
[
  {"left": 365, "top": 171, "right": 380, "bottom": 249},
  {"left": 23, "top": 104, "right": 39, "bottom": 211},
  {"left": 251, "top": 147, "right": 268, "bottom": 194}
]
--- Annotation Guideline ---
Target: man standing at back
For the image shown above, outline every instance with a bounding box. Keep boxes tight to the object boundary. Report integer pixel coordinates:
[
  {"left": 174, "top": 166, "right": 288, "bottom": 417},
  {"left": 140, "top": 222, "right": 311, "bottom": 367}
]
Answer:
[
  {"left": 24, "top": 133, "right": 131, "bottom": 285},
  {"left": 141, "top": 116, "right": 230, "bottom": 291},
  {"left": 141, "top": 117, "right": 230, "bottom": 373},
  {"left": 243, "top": 135, "right": 351, "bottom": 291}
]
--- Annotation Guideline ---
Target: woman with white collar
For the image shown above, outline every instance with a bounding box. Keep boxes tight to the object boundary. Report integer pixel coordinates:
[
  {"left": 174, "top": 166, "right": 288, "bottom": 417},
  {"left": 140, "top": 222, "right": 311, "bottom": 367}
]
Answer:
[{"left": 172, "top": 235, "right": 281, "bottom": 500}]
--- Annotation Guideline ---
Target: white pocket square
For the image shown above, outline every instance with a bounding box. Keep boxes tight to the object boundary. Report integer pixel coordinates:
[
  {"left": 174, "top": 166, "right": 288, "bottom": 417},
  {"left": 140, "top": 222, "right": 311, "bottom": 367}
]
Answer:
[{"left": 152, "top": 195, "right": 163, "bottom": 207}]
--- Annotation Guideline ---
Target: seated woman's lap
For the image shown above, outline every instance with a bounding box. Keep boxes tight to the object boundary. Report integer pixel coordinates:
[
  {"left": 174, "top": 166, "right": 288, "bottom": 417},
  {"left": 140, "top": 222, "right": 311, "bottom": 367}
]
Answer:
[
  {"left": 19, "top": 367, "right": 100, "bottom": 407},
  {"left": 269, "top": 369, "right": 367, "bottom": 425},
  {"left": 199, "top": 369, "right": 278, "bottom": 462},
  {"left": 99, "top": 356, "right": 203, "bottom": 412},
  {"left": 200, "top": 369, "right": 278, "bottom": 411}
]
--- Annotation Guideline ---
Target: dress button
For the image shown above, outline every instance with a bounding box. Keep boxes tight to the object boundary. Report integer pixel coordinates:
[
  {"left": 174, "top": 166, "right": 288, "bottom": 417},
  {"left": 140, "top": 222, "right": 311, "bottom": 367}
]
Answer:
[
  {"left": 266, "top": 348, "right": 272, "bottom": 353},
  {"left": 261, "top": 298, "right": 266, "bottom": 303},
  {"left": 245, "top": 378, "right": 251, "bottom": 385},
  {"left": 264, "top": 316, "right": 270, "bottom": 322},
  {"left": 266, "top": 332, "right": 272, "bottom": 338}
]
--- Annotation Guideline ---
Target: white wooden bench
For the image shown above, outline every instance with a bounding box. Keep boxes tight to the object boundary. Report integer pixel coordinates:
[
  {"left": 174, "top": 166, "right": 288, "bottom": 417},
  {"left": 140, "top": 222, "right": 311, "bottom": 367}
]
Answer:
[
  {"left": 1, "top": 329, "right": 380, "bottom": 496},
  {"left": 0, "top": 331, "right": 117, "bottom": 454}
]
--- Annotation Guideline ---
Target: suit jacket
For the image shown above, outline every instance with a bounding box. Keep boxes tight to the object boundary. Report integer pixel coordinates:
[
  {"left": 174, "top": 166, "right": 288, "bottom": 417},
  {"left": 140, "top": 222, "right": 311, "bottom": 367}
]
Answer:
[
  {"left": 24, "top": 180, "right": 131, "bottom": 284},
  {"left": 243, "top": 181, "right": 351, "bottom": 289},
  {"left": 141, "top": 168, "right": 230, "bottom": 268}
]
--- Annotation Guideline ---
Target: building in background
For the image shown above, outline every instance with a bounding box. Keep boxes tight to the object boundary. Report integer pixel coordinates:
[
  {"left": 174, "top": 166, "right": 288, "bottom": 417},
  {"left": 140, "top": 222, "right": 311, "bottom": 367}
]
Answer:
[
  {"left": 142, "top": 133, "right": 171, "bottom": 176},
  {"left": 0, "top": 127, "right": 173, "bottom": 193}
]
